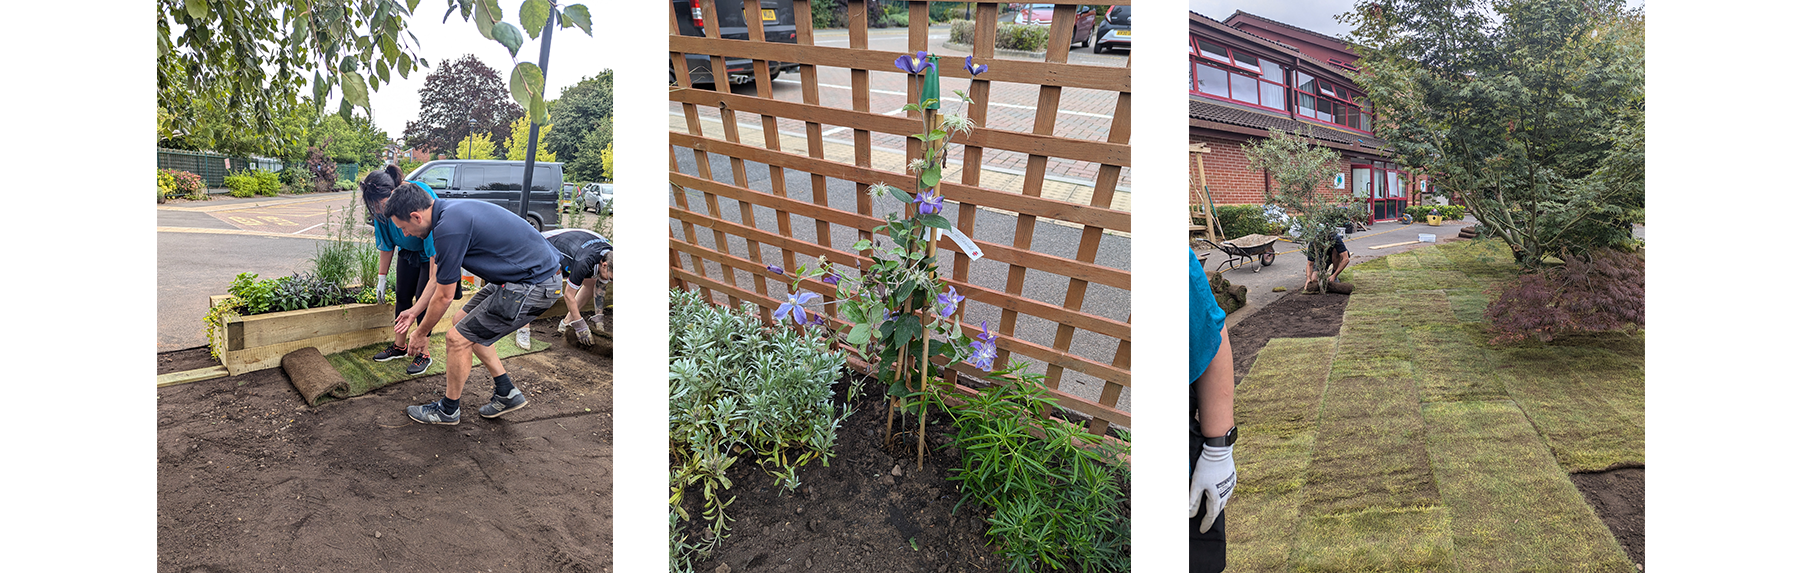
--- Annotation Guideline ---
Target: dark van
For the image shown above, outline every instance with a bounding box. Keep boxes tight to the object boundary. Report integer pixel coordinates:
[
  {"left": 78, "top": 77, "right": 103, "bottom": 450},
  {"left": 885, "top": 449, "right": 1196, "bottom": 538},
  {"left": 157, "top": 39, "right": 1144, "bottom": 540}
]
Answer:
[
  {"left": 671, "top": 0, "right": 801, "bottom": 85},
  {"left": 405, "top": 160, "right": 563, "bottom": 231}
]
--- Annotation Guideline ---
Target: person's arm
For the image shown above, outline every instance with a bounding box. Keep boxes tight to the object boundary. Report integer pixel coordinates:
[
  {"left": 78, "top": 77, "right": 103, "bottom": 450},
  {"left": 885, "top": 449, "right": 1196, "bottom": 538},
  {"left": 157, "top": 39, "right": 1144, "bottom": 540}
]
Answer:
[
  {"left": 394, "top": 257, "right": 441, "bottom": 328},
  {"left": 1196, "top": 328, "right": 1234, "bottom": 436},
  {"left": 406, "top": 277, "right": 456, "bottom": 355}
]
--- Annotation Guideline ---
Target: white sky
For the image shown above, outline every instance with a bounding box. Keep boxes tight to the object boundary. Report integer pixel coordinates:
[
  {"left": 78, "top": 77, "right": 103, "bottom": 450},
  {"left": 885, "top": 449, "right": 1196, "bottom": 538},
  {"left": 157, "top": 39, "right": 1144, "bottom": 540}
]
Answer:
[
  {"left": 1187, "top": 0, "right": 1646, "bottom": 41},
  {"left": 354, "top": 9, "right": 616, "bottom": 137}
]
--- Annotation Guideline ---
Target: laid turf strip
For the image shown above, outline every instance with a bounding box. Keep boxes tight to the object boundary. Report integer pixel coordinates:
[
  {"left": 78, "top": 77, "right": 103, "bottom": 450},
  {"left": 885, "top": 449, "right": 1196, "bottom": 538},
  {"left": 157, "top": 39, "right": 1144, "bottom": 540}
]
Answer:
[
  {"left": 1423, "top": 401, "right": 1635, "bottom": 572},
  {"left": 1220, "top": 241, "right": 1639, "bottom": 570},
  {"left": 1494, "top": 344, "right": 1646, "bottom": 471},
  {"left": 1227, "top": 337, "right": 1338, "bottom": 572},
  {"left": 320, "top": 332, "right": 551, "bottom": 403}
]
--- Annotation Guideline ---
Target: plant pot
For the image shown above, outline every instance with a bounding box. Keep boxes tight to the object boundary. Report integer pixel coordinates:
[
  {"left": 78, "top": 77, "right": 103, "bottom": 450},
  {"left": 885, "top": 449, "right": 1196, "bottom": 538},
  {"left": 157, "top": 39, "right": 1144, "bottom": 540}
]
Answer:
[
  {"left": 1427, "top": 215, "right": 1443, "bottom": 226},
  {"left": 207, "top": 296, "right": 468, "bottom": 375}
]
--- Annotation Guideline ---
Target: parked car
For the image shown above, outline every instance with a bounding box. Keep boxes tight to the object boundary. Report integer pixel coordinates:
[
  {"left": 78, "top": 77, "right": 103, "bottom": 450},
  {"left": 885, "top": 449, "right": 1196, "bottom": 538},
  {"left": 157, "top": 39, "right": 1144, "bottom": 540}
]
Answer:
[
  {"left": 671, "top": 1, "right": 801, "bottom": 86},
  {"left": 1012, "top": 4, "right": 1097, "bottom": 48},
  {"left": 404, "top": 159, "right": 564, "bottom": 231},
  {"left": 1094, "top": 6, "right": 1129, "bottom": 53},
  {"left": 582, "top": 183, "right": 613, "bottom": 214}
]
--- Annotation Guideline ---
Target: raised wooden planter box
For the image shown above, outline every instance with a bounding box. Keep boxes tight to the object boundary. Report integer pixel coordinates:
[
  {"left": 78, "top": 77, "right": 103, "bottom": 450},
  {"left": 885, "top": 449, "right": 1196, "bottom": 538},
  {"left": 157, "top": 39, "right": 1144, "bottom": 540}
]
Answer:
[{"left": 208, "top": 296, "right": 467, "bottom": 376}]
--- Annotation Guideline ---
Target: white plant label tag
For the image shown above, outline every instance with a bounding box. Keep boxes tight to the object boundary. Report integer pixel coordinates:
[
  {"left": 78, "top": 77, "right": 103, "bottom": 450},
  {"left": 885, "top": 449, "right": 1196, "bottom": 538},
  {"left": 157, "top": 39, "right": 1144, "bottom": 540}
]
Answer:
[{"left": 944, "top": 227, "right": 983, "bottom": 261}]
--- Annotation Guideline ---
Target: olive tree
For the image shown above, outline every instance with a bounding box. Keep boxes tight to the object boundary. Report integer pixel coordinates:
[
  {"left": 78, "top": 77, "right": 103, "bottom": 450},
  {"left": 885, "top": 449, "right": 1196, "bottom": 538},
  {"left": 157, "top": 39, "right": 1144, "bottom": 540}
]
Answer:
[{"left": 1243, "top": 128, "right": 1354, "bottom": 294}]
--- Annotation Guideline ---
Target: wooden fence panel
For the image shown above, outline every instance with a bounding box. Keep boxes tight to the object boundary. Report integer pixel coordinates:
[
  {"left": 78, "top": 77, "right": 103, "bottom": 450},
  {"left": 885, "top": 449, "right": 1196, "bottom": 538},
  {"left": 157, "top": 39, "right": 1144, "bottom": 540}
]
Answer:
[{"left": 670, "top": 0, "right": 1132, "bottom": 433}]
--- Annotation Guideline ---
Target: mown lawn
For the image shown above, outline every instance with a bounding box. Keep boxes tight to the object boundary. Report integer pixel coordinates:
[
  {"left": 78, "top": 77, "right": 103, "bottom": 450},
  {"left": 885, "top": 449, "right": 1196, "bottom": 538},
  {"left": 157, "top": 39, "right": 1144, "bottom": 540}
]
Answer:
[{"left": 1225, "top": 240, "right": 1641, "bottom": 572}]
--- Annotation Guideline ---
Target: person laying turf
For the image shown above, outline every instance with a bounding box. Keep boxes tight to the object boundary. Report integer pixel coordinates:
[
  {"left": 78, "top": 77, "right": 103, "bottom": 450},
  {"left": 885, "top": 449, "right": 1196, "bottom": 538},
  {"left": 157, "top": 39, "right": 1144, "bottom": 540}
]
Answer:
[
  {"left": 385, "top": 183, "right": 564, "bottom": 425},
  {"left": 1304, "top": 229, "right": 1351, "bottom": 293},
  {"left": 540, "top": 228, "right": 613, "bottom": 346},
  {"left": 358, "top": 165, "right": 461, "bottom": 376}
]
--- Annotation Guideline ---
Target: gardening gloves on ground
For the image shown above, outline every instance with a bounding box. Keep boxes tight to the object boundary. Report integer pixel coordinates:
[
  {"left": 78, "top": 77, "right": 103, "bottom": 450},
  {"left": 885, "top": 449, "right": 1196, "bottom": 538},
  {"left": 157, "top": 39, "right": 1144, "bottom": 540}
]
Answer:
[
  {"left": 1190, "top": 442, "right": 1237, "bottom": 533},
  {"left": 375, "top": 274, "right": 387, "bottom": 303}
]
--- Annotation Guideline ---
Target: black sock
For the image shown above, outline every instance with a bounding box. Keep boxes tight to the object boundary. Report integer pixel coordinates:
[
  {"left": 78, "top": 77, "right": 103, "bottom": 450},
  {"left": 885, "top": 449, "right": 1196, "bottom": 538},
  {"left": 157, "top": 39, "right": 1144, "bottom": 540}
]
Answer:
[
  {"left": 493, "top": 373, "right": 516, "bottom": 397},
  {"left": 438, "top": 396, "right": 460, "bottom": 415}
]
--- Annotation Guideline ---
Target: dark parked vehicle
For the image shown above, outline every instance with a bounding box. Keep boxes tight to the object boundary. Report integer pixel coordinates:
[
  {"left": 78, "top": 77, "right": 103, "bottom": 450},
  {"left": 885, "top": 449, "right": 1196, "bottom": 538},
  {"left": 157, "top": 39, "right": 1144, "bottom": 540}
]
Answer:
[
  {"left": 1094, "top": 6, "right": 1129, "bottom": 53},
  {"left": 671, "top": 0, "right": 801, "bottom": 86},
  {"left": 1012, "top": 4, "right": 1097, "bottom": 48},
  {"left": 405, "top": 160, "right": 564, "bottom": 231}
]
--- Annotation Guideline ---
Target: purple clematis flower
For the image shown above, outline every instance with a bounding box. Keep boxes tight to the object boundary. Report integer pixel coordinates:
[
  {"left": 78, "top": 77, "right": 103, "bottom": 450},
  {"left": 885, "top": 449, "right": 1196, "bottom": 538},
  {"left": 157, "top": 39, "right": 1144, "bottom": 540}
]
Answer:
[
  {"left": 914, "top": 188, "right": 944, "bottom": 215},
  {"left": 895, "top": 51, "right": 933, "bottom": 75},
  {"left": 969, "top": 320, "right": 998, "bottom": 371},
  {"left": 935, "top": 285, "right": 964, "bottom": 318},
  {"left": 808, "top": 312, "right": 828, "bottom": 326},
  {"left": 774, "top": 291, "right": 820, "bottom": 325},
  {"left": 964, "top": 55, "right": 987, "bottom": 77},
  {"left": 767, "top": 264, "right": 785, "bottom": 276},
  {"left": 822, "top": 273, "right": 840, "bottom": 286}
]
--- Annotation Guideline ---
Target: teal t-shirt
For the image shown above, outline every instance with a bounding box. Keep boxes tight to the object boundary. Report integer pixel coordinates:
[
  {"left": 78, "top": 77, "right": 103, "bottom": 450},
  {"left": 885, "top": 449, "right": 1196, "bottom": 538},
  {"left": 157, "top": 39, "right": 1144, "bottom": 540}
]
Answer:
[
  {"left": 1190, "top": 250, "right": 1226, "bottom": 382},
  {"left": 373, "top": 181, "right": 438, "bottom": 265}
]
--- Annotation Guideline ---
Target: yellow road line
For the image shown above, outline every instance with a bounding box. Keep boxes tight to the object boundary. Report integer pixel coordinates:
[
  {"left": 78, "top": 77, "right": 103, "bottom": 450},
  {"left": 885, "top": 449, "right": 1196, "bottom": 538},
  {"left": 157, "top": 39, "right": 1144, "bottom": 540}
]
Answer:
[{"left": 157, "top": 193, "right": 351, "bottom": 213}]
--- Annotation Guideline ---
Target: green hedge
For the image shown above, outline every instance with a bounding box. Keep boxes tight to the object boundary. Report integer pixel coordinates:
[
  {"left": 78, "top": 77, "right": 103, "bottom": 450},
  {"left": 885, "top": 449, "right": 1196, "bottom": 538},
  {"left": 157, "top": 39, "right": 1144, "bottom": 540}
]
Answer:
[
  {"left": 1405, "top": 204, "right": 1466, "bottom": 222},
  {"left": 950, "top": 20, "right": 1050, "bottom": 52},
  {"left": 223, "top": 169, "right": 281, "bottom": 198},
  {"left": 1210, "top": 204, "right": 1286, "bottom": 239}
]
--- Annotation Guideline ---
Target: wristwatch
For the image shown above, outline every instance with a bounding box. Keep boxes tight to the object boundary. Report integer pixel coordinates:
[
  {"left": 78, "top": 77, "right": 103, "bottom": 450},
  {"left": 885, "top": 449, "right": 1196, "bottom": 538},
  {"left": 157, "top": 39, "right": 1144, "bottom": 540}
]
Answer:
[{"left": 1202, "top": 426, "right": 1238, "bottom": 448}]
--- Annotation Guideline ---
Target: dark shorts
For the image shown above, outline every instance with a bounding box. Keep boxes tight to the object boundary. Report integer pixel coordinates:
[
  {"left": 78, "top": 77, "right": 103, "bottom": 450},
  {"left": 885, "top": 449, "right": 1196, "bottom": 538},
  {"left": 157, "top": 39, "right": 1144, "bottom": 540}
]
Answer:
[
  {"left": 454, "top": 280, "right": 563, "bottom": 346},
  {"left": 1305, "top": 238, "right": 1349, "bottom": 262}
]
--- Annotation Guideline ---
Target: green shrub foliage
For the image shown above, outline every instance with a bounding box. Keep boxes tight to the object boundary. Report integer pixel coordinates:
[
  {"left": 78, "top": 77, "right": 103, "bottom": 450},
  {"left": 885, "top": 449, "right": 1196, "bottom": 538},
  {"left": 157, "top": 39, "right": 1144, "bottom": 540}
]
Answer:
[
  {"left": 224, "top": 169, "right": 280, "bottom": 197},
  {"left": 951, "top": 20, "right": 1050, "bottom": 52},
  {"left": 162, "top": 169, "right": 206, "bottom": 199},
  {"left": 947, "top": 363, "right": 1131, "bottom": 573},
  {"left": 1210, "top": 204, "right": 1286, "bottom": 238},
  {"left": 668, "top": 288, "right": 853, "bottom": 569}
]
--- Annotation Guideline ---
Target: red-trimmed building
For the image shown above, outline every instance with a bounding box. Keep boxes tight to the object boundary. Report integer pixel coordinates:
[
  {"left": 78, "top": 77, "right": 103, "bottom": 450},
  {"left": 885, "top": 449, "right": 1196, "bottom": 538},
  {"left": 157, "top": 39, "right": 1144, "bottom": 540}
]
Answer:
[{"left": 1189, "top": 10, "right": 1426, "bottom": 222}]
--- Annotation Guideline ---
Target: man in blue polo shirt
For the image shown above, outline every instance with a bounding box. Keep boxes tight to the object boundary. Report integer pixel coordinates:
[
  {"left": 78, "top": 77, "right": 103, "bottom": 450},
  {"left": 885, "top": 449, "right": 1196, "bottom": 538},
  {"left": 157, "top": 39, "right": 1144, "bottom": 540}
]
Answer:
[{"left": 385, "top": 183, "right": 564, "bottom": 425}]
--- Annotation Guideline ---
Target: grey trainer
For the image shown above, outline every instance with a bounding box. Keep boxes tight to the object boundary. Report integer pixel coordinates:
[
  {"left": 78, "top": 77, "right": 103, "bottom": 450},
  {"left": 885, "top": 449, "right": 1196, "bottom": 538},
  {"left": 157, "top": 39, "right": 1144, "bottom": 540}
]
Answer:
[
  {"left": 406, "top": 401, "right": 461, "bottom": 425},
  {"left": 478, "top": 389, "right": 530, "bottom": 419}
]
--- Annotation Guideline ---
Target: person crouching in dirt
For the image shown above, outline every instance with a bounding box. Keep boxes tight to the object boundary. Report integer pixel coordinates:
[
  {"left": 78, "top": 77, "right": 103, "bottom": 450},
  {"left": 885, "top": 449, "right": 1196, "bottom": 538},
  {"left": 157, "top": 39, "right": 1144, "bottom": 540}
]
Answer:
[
  {"left": 359, "top": 165, "right": 462, "bottom": 375},
  {"left": 385, "top": 183, "right": 565, "bottom": 425},
  {"left": 1304, "top": 230, "right": 1351, "bottom": 293},
  {"left": 540, "top": 228, "right": 613, "bottom": 346},
  {"left": 1190, "top": 249, "right": 1237, "bottom": 573}
]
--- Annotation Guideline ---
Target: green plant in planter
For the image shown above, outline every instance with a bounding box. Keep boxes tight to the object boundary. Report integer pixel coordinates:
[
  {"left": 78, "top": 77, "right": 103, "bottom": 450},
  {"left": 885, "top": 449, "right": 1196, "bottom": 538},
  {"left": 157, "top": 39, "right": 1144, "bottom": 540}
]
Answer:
[
  {"left": 947, "top": 362, "right": 1132, "bottom": 573},
  {"left": 668, "top": 288, "right": 851, "bottom": 570},
  {"left": 1244, "top": 128, "right": 1354, "bottom": 294}
]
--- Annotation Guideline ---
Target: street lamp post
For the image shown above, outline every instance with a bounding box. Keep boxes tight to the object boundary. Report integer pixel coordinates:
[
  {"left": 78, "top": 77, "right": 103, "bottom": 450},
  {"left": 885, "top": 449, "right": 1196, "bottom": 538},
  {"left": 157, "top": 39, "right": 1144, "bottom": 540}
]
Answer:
[{"left": 466, "top": 117, "right": 477, "bottom": 159}]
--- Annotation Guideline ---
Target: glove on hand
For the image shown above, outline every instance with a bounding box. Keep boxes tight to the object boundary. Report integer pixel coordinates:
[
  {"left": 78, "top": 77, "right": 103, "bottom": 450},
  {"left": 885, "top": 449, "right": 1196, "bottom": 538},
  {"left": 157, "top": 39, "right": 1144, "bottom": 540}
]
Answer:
[
  {"left": 375, "top": 274, "right": 388, "bottom": 303},
  {"left": 1189, "top": 442, "right": 1237, "bottom": 533},
  {"left": 571, "top": 314, "right": 593, "bottom": 346}
]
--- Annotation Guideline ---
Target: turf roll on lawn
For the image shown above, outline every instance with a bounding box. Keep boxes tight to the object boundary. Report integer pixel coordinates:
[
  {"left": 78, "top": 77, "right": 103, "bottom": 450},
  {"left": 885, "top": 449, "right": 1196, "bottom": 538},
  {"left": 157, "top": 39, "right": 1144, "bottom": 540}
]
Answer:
[
  {"left": 312, "top": 332, "right": 551, "bottom": 405},
  {"left": 281, "top": 347, "right": 350, "bottom": 406}
]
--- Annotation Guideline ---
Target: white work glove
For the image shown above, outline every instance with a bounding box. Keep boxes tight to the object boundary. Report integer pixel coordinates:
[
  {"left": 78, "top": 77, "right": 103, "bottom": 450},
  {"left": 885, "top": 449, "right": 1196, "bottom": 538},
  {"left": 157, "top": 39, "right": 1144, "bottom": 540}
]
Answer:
[
  {"left": 1190, "top": 442, "right": 1237, "bottom": 533},
  {"left": 375, "top": 274, "right": 388, "bottom": 303}
]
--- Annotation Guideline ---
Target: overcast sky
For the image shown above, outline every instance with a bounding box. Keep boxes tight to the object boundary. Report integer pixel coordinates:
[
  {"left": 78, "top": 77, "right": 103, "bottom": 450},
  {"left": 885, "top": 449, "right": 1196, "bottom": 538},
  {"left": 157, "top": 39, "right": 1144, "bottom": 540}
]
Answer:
[
  {"left": 355, "top": 9, "right": 615, "bottom": 137},
  {"left": 1188, "top": 0, "right": 1646, "bottom": 41}
]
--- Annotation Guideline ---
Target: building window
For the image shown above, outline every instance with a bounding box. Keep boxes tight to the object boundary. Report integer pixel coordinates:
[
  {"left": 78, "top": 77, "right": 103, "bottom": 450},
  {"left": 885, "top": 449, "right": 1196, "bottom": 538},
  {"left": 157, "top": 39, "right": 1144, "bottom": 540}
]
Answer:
[
  {"left": 1190, "top": 35, "right": 1288, "bottom": 113},
  {"left": 1292, "top": 71, "right": 1372, "bottom": 134}
]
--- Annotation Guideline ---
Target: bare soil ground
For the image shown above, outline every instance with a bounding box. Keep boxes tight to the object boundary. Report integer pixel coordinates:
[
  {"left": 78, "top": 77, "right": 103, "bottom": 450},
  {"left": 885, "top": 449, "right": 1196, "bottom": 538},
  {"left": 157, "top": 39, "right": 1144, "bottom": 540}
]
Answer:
[
  {"left": 157, "top": 317, "right": 613, "bottom": 572},
  {"left": 1573, "top": 467, "right": 1646, "bottom": 566},
  {"left": 1225, "top": 291, "right": 1350, "bottom": 386},
  {"left": 678, "top": 380, "right": 1039, "bottom": 573}
]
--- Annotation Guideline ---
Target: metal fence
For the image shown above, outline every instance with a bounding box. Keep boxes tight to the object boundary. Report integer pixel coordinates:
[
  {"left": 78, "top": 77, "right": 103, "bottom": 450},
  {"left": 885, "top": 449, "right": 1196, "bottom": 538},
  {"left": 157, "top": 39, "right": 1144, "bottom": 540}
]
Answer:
[{"left": 158, "top": 148, "right": 360, "bottom": 189}]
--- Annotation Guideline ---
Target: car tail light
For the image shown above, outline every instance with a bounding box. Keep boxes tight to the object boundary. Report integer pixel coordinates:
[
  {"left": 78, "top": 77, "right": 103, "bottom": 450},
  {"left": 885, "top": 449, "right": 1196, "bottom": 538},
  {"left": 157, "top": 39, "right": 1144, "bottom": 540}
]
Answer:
[{"left": 690, "top": 5, "right": 705, "bottom": 29}]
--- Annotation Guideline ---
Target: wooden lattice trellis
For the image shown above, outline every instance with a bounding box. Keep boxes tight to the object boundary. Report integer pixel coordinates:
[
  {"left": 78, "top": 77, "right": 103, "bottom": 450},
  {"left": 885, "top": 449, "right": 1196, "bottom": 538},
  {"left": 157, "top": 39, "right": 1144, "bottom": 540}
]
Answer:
[{"left": 669, "top": 0, "right": 1132, "bottom": 434}]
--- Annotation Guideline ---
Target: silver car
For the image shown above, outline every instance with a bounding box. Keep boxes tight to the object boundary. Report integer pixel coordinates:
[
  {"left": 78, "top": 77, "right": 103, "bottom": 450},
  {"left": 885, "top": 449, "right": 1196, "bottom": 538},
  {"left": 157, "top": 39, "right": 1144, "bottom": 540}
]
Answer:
[{"left": 582, "top": 183, "right": 612, "bottom": 213}]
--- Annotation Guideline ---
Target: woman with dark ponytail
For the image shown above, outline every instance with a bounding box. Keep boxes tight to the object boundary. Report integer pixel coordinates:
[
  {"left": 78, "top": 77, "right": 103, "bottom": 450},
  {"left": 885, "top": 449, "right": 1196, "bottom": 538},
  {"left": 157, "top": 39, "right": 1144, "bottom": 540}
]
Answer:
[{"left": 361, "top": 164, "right": 460, "bottom": 374}]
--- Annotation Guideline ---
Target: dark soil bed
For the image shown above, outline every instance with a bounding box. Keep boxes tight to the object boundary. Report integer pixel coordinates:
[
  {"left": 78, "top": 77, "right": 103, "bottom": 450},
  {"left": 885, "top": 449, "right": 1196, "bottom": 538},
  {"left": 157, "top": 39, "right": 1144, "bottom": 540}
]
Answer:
[
  {"left": 678, "top": 378, "right": 1119, "bottom": 573},
  {"left": 157, "top": 317, "right": 613, "bottom": 572},
  {"left": 1572, "top": 467, "right": 1645, "bottom": 568},
  {"left": 159, "top": 346, "right": 225, "bottom": 374},
  {"left": 1226, "top": 291, "right": 1350, "bottom": 385}
]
